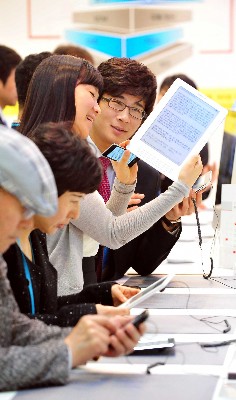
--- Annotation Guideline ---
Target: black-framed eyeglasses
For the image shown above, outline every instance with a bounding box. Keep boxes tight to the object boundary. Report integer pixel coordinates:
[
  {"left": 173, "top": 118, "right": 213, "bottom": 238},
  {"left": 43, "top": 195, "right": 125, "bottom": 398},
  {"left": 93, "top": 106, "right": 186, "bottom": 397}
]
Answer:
[{"left": 102, "top": 97, "right": 146, "bottom": 120}]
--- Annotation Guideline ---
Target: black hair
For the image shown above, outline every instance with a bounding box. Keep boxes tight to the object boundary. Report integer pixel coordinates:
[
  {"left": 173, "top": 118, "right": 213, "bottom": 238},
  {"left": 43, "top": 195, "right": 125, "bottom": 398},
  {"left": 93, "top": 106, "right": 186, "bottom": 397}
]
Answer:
[
  {"left": 0, "top": 45, "right": 21, "bottom": 84},
  {"left": 28, "top": 122, "right": 102, "bottom": 196},
  {"left": 20, "top": 55, "right": 103, "bottom": 136},
  {"left": 160, "top": 74, "right": 198, "bottom": 91},
  {"left": 98, "top": 57, "right": 157, "bottom": 117},
  {"left": 15, "top": 52, "right": 52, "bottom": 109}
]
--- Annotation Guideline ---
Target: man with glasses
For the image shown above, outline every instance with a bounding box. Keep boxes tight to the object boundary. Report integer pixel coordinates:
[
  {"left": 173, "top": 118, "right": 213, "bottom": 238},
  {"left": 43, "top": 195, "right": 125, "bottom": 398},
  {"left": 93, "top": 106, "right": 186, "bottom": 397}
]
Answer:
[{"left": 88, "top": 57, "right": 201, "bottom": 282}]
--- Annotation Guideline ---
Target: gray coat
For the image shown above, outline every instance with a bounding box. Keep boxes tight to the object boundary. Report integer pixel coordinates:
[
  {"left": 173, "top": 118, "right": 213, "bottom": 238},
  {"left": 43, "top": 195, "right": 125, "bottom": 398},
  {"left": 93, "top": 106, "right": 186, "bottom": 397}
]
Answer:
[{"left": 0, "top": 256, "right": 71, "bottom": 391}]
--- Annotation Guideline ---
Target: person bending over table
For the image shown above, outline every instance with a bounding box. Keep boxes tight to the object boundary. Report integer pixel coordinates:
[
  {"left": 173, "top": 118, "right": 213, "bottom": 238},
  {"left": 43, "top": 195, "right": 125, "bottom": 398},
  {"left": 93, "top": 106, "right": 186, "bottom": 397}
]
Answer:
[
  {"left": 4, "top": 122, "right": 140, "bottom": 326},
  {"left": 0, "top": 125, "right": 144, "bottom": 391}
]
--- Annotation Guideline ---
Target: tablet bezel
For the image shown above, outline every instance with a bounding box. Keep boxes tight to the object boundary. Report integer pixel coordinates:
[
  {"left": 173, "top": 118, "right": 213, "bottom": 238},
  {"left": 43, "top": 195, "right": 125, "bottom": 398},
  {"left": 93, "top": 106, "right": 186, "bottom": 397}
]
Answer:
[
  {"left": 127, "top": 78, "right": 228, "bottom": 181},
  {"left": 118, "top": 273, "right": 175, "bottom": 309}
]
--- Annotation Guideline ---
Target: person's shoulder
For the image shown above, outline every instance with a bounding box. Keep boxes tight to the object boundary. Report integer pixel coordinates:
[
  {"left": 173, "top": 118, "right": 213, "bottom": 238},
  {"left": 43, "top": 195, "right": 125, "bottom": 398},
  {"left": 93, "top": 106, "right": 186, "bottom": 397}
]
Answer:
[{"left": 82, "top": 190, "right": 105, "bottom": 205}]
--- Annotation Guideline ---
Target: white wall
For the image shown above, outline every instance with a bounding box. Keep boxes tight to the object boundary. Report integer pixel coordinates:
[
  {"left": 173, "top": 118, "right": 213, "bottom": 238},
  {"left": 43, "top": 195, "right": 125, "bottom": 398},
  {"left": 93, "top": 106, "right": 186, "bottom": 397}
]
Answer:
[
  {"left": 0, "top": 0, "right": 78, "bottom": 56},
  {"left": 0, "top": 0, "right": 235, "bottom": 88}
]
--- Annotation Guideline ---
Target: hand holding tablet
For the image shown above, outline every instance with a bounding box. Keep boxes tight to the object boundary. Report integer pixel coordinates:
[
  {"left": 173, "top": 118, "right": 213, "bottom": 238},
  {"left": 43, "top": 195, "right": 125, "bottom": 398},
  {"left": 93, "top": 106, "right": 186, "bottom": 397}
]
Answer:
[
  {"left": 118, "top": 273, "right": 175, "bottom": 309},
  {"left": 178, "top": 154, "right": 203, "bottom": 188}
]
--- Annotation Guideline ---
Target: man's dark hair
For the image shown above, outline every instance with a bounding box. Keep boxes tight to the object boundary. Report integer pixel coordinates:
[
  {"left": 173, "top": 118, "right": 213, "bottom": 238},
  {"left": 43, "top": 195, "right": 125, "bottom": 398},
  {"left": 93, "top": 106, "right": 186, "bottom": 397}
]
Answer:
[
  {"left": 15, "top": 52, "right": 52, "bottom": 109},
  {"left": 98, "top": 57, "right": 157, "bottom": 117},
  {"left": 28, "top": 122, "right": 102, "bottom": 196},
  {"left": 54, "top": 44, "right": 94, "bottom": 65},
  {"left": 160, "top": 74, "right": 198, "bottom": 91},
  {"left": 0, "top": 45, "right": 21, "bottom": 84},
  {"left": 20, "top": 54, "right": 103, "bottom": 136}
]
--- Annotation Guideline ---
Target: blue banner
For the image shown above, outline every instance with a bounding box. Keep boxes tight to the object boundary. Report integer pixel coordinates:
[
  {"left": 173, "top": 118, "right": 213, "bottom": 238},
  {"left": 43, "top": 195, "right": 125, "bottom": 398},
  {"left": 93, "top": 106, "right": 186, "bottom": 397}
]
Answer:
[{"left": 65, "top": 27, "right": 182, "bottom": 58}]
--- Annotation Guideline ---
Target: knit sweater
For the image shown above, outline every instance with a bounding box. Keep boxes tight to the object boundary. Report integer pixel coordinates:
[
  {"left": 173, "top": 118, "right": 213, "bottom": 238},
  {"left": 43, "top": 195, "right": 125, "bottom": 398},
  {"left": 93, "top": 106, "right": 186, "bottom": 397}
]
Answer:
[
  {"left": 48, "top": 178, "right": 190, "bottom": 296},
  {"left": 0, "top": 255, "right": 70, "bottom": 391},
  {"left": 48, "top": 178, "right": 136, "bottom": 295}
]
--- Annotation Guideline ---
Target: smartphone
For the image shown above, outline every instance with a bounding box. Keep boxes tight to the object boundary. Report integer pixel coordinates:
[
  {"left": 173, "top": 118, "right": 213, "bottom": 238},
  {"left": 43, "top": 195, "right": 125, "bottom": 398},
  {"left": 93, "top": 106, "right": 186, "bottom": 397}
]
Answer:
[
  {"left": 132, "top": 310, "right": 149, "bottom": 328},
  {"left": 193, "top": 170, "right": 212, "bottom": 193},
  {"left": 102, "top": 144, "right": 139, "bottom": 167},
  {"left": 106, "top": 310, "right": 149, "bottom": 354}
]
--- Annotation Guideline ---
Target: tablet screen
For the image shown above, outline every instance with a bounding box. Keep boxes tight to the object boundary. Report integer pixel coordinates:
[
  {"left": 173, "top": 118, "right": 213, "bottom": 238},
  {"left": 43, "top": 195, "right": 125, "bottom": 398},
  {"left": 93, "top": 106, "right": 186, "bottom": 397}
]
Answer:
[
  {"left": 141, "top": 87, "right": 220, "bottom": 166},
  {"left": 128, "top": 79, "right": 228, "bottom": 181}
]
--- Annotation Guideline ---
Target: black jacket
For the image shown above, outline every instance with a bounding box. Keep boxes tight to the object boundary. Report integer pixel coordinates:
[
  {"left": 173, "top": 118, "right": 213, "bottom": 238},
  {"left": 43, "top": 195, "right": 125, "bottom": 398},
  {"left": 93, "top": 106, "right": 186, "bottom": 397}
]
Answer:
[
  {"left": 101, "top": 160, "right": 181, "bottom": 281},
  {"left": 4, "top": 230, "right": 115, "bottom": 327}
]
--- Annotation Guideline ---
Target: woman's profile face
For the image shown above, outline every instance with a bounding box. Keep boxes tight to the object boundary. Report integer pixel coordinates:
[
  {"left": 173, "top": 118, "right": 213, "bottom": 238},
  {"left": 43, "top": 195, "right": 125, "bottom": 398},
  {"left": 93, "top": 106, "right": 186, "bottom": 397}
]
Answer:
[
  {"left": 73, "top": 84, "right": 101, "bottom": 139},
  {"left": 33, "top": 191, "right": 83, "bottom": 235}
]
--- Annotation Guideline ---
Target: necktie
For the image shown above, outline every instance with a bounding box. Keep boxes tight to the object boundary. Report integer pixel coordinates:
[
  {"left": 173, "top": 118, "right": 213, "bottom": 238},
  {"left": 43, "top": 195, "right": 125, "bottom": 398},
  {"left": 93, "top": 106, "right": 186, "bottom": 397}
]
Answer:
[
  {"left": 96, "top": 157, "right": 111, "bottom": 281},
  {"left": 98, "top": 156, "right": 111, "bottom": 203}
]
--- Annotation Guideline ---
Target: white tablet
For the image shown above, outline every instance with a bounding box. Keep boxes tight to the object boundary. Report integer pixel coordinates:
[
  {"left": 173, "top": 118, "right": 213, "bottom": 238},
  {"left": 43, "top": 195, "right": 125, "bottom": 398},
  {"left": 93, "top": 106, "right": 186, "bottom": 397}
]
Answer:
[
  {"left": 118, "top": 273, "right": 174, "bottom": 309},
  {"left": 127, "top": 78, "right": 228, "bottom": 181}
]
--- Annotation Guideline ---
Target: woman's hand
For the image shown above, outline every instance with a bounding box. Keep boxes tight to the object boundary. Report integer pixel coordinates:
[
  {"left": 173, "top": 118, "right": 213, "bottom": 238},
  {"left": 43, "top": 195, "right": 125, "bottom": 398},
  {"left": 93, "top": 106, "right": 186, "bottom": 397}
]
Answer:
[
  {"left": 112, "top": 140, "right": 138, "bottom": 185},
  {"left": 65, "top": 314, "right": 146, "bottom": 365},
  {"left": 178, "top": 155, "right": 203, "bottom": 188},
  {"left": 64, "top": 315, "right": 118, "bottom": 367},
  {"left": 111, "top": 284, "right": 140, "bottom": 306},
  {"left": 105, "top": 315, "right": 146, "bottom": 357},
  {"left": 96, "top": 304, "right": 129, "bottom": 316}
]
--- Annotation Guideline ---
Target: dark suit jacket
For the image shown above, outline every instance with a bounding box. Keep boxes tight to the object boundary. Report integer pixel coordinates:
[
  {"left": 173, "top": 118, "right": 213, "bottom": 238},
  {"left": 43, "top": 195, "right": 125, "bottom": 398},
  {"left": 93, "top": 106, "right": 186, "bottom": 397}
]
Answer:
[{"left": 101, "top": 160, "right": 181, "bottom": 281}]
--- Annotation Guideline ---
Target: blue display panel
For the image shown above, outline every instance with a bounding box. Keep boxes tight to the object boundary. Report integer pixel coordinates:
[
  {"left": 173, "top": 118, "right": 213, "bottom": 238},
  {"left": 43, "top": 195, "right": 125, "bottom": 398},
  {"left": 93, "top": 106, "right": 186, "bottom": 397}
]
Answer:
[{"left": 65, "top": 27, "right": 182, "bottom": 58}]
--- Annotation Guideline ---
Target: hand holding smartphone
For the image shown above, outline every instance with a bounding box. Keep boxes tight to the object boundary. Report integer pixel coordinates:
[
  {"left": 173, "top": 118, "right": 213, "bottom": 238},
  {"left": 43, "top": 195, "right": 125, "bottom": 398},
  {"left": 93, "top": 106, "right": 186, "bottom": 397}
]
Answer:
[
  {"left": 106, "top": 310, "right": 148, "bottom": 356},
  {"left": 132, "top": 310, "right": 149, "bottom": 328},
  {"left": 102, "top": 144, "right": 139, "bottom": 167}
]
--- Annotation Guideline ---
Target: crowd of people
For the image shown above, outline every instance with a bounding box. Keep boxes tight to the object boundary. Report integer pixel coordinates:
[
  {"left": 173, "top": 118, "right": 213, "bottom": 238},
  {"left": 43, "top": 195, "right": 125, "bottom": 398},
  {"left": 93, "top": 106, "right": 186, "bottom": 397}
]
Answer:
[{"left": 0, "top": 43, "right": 207, "bottom": 391}]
